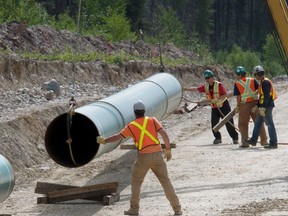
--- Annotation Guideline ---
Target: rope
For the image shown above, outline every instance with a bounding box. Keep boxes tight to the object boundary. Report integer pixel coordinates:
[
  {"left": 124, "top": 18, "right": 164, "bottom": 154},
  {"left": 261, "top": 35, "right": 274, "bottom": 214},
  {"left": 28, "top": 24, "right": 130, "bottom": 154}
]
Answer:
[
  {"left": 65, "top": 63, "right": 78, "bottom": 165},
  {"left": 66, "top": 99, "right": 77, "bottom": 165}
]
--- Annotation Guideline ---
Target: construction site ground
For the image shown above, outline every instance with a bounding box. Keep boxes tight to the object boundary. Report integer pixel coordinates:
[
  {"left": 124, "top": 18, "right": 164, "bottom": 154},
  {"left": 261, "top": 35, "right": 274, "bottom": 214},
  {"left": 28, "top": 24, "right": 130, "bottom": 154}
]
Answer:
[{"left": 0, "top": 79, "right": 287, "bottom": 216}]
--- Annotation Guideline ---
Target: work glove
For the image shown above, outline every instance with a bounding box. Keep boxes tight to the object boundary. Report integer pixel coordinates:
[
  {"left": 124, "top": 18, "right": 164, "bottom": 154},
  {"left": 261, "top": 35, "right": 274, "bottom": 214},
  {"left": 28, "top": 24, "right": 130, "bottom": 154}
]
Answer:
[
  {"left": 210, "top": 98, "right": 219, "bottom": 104},
  {"left": 97, "top": 136, "right": 106, "bottom": 144},
  {"left": 259, "top": 107, "right": 266, "bottom": 117},
  {"left": 234, "top": 105, "right": 240, "bottom": 113},
  {"left": 251, "top": 106, "right": 258, "bottom": 113},
  {"left": 164, "top": 148, "right": 172, "bottom": 162}
]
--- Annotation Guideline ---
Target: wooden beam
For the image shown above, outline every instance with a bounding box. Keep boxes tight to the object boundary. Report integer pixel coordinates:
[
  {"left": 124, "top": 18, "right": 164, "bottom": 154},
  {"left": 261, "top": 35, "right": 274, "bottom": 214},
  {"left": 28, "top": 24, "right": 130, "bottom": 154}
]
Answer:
[
  {"left": 120, "top": 143, "right": 176, "bottom": 150},
  {"left": 36, "top": 182, "right": 118, "bottom": 204},
  {"left": 35, "top": 182, "right": 104, "bottom": 202},
  {"left": 35, "top": 182, "right": 78, "bottom": 194},
  {"left": 213, "top": 109, "right": 236, "bottom": 132},
  {"left": 184, "top": 103, "right": 198, "bottom": 113},
  {"left": 103, "top": 192, "right": 120, "bottom": 205}
]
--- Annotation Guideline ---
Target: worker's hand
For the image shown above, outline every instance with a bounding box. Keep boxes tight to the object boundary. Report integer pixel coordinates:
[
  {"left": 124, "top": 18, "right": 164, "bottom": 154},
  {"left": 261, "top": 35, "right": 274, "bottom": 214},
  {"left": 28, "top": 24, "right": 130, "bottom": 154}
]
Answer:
[
  {"left": 164, "top": 148, "right": 172, "bottom": 162},
  {"left": 251, "top": 106, "right": 258, "bottom": 113},
  {"left": 210, "top": 98, "right": 219, "bottom": 104},
  {"left": 259, "top": 107, "right": 266, "bottom": 117},
  {"left": 97, "top": 136, "right": 105, "bottom": 144},
  {"left": 234, "top": 105, "right": 240, "bottom": 113}
]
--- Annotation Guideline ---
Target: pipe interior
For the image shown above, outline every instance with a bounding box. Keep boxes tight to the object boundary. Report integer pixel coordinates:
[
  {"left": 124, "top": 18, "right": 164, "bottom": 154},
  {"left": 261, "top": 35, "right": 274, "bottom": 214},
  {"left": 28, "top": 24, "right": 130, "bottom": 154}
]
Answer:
[{"left": 45, "top": 113, "right": 99, "bottom": 168}]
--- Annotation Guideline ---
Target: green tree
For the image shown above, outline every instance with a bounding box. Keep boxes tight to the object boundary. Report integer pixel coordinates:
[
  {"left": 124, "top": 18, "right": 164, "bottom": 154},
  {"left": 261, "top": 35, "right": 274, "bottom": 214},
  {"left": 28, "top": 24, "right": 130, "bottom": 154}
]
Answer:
[
  {"left": 195, "top": 0, "right": 214, "bottom": 43},
  {"left": 155, "top": 7, "right": 185, "bottom": 47},
  {"left": 50, "top": 11, "right": 77, "bottom": 31},
  {"left": 99, "top": 7, "right": 136, "bottom": 42},
  {"left": 225, "top": 45, "right": 261, "bottom": 73},
  {"left": 0, "top": 0, "right": 50, "bottom": 25},
  {"left": 263, "top": 34, "right": 285, "bottom": 76},
  {"left": 126, "top": 0, "right": 146, "bottom": 32}
]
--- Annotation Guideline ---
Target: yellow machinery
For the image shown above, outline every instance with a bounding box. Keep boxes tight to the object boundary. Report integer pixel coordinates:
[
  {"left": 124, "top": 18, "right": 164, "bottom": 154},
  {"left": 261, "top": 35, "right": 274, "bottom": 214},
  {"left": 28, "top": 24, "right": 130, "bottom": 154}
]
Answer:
[{"left": 266, "top": 0, "right": 288, "bottom": 73}]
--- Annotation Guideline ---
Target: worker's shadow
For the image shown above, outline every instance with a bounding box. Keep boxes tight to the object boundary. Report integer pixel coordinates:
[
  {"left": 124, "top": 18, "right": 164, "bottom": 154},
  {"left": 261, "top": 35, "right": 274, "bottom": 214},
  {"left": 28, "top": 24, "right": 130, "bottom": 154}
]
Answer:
[{"left": 86, "top": 149, "right": 137, "bottom": 191}]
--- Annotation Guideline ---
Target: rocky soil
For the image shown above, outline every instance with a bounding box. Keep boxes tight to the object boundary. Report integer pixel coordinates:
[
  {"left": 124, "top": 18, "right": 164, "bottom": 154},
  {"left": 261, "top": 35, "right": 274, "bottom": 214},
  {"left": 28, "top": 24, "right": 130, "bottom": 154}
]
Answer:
[{"left": 0, "top": 23, "right": 288, "bottom": 216}]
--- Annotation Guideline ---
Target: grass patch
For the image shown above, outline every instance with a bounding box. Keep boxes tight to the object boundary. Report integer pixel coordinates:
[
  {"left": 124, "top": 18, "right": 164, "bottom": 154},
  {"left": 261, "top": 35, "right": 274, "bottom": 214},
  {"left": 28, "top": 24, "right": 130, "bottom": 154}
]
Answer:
[{"left": 0, "top": 48, "right": 200, "bottom": 66}]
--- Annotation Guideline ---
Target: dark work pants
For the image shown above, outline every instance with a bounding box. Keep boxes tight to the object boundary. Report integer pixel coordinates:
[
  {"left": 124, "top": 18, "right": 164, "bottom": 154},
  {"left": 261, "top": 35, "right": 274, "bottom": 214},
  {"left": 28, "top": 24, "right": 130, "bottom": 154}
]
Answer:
[{"left": 211, "top": 100, "right": 238, "bottom": 140}]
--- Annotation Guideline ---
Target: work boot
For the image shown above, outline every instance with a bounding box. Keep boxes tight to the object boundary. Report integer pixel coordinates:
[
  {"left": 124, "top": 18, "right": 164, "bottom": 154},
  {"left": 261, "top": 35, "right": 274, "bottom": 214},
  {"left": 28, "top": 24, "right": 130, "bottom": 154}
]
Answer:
[
  {"left": 264, "top": 144, "right": 278, "bottom": 149},
  {"left": 173, "top": 205, "right": 182, "bottom": 215},
  {"left": 124, "top": 208, "right": 139, "bottom": 215},
  {"left": 260, "top": 141, "right": 269, "bottom": 146},
  {"left": 174, "top": 209, "right": 183, "bottom": 215},
  {"left": 213, "top": 139, "right": 222, "bottom": 144},
  {"left": 239, "top": 140, "right": 250, "bottom": 148},
  {"left": 233, "top": 139, "right": 239, "bottom": 144},
  {"left": 246, "top": 139, "right": 256, "bottom": 146}
]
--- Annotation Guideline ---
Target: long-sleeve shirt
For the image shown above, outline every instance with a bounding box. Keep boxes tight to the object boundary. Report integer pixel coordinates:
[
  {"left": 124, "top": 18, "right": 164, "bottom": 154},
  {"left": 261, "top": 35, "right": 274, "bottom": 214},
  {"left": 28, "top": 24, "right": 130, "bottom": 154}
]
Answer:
[{"left": 259, "top": 78, "right": 275, "bottom": 108}]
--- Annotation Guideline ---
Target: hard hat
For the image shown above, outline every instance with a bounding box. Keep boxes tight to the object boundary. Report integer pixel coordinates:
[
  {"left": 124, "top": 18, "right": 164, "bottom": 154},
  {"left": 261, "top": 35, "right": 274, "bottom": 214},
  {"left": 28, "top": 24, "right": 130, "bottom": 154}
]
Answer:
[
  {"left": 204, "top": 70, "right": 214, "bottom": 79},
  {"left": 133, "top": 100, "right": 145, "bottom": 111},
  {"left": 253, "top": 65, "right": 264, "bottom": 74},
  {"left": 234, "top": 66, "right": 246, "bottom": 76}
]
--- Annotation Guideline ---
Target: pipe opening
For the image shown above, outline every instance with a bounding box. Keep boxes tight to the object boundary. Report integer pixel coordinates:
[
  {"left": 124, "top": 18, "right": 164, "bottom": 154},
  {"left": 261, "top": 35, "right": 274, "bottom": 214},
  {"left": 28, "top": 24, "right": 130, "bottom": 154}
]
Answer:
[{"left": 45, "top": 113, "right": 99, "bottom": 168}]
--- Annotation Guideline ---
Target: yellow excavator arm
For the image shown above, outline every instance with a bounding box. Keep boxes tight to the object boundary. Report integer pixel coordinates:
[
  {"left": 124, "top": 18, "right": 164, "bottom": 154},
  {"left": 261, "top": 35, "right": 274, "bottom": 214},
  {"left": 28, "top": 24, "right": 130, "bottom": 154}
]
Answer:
[{"left": 266, "top": 0, "right": 288, "bottom": 73}]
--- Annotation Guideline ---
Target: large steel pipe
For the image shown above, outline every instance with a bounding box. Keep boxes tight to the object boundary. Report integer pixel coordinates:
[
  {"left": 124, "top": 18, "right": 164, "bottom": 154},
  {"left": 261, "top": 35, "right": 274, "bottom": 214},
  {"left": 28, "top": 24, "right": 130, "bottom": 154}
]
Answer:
[
  {"left": 0, "top": 154, "right": 15, "bottom": 203},
  {"left": 45, "top": 72, "right": 182, "bottom": 168}
]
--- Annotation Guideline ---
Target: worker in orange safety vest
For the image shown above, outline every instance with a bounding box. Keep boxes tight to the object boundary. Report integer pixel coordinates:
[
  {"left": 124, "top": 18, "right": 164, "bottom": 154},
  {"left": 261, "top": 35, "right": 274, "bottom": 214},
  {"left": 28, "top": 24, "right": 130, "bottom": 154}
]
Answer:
[
  {"left": 233, "top": 66, "right": 268, "bottom": 148},
  {"left": 96, "top": 100, "right": 182, "bottom": 216}
]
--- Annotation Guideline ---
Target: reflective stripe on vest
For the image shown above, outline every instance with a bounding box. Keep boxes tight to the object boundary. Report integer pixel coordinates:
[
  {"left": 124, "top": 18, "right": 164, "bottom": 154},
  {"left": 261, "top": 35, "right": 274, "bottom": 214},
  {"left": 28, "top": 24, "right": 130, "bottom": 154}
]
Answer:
[
  {"left": 205, "top": 81, "right": 226, "bottom": 108},
  {"left": 130, "top": 117, "right": 160, "bottom": 150},
  {"left": 236, "top": 78, "right": 258, "bottom": 103},
  {"left": 259, "top": 78, "right": 277, "bottom": 104}
]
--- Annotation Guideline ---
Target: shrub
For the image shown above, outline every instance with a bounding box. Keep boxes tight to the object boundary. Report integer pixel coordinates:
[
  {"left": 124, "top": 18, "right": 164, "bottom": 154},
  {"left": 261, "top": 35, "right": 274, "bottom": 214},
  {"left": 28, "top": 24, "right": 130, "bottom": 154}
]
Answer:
[{"left": 225, "top": 45, "right": 261, "bottom": 74}]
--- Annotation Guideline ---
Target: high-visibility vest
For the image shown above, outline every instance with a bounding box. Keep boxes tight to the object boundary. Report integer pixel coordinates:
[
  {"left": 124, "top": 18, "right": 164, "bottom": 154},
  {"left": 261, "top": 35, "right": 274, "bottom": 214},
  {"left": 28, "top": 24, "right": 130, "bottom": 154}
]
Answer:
[
  {"left": 235, "top": 77, "right": 258, "bottom": 103},
  {"left": 258, "top": 78, "right": 277, "bottom": 104},
  {"left": 204, "top": 81, "right": 226, "bottom": 108},
  {"left": 129, "top": 117, "right": 160, "bottom": 151}
]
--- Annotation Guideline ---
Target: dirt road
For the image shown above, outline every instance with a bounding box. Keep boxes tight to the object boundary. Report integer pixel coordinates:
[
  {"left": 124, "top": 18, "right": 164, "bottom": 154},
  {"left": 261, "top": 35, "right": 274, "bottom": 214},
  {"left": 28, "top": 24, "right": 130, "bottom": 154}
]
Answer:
[{"left": 1, "top": 83, "right": 288, "bottom": 216}]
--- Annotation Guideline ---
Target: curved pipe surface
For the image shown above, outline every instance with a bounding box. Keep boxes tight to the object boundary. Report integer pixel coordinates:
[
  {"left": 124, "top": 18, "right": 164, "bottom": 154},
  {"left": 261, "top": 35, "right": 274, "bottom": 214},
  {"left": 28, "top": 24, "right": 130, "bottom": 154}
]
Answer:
[
  {"left": 45, "top": 72, "right": 182, "bottom": 167},
  {"left": 0, "top": 154, "right": 15, "bottom": 203}
]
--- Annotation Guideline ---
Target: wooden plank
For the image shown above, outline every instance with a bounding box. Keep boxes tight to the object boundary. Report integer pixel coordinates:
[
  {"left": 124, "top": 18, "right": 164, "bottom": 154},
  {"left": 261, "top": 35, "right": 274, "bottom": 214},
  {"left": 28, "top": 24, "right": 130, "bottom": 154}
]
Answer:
[
  {"left": 37, "top": 194, "right": 104, "bottom": 204},
  {"left": 213, "top": 109, "right": 236, "bottom": 132},
  {"left": 120, "top": 143, "right": 176, "bottom": 150},
  {"left": 46, "top": 182, "right": 118, "bottom": 204},
  {"left": 184, "top": 103, "right": 198, "bottom": 113},
  {"left": 35, "top": 182, "right": 77, "bottom": 194},
  {"left": 35, "top": 181, "right": 118, "bottom": 194},
  {"left": 36, "top": 182, "right": 118, "bottom": 204},
  {"left": 103, "top": 192, "right": 120, "bottom": 205},
  {"left": 47, "top": 188, "right": 116, "bottom": 204},
  {"left": 36, "top": 182, "right": 104, "bottom": 202},
  {"left": 37, "top": 196, "right": 48, "bottom": 204}
]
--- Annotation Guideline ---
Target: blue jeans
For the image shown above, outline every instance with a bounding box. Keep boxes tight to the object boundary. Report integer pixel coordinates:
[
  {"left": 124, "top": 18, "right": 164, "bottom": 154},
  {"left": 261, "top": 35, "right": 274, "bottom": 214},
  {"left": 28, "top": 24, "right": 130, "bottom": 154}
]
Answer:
[{"left": 251, "top": 107, "right": 277, "bottom": 145}]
